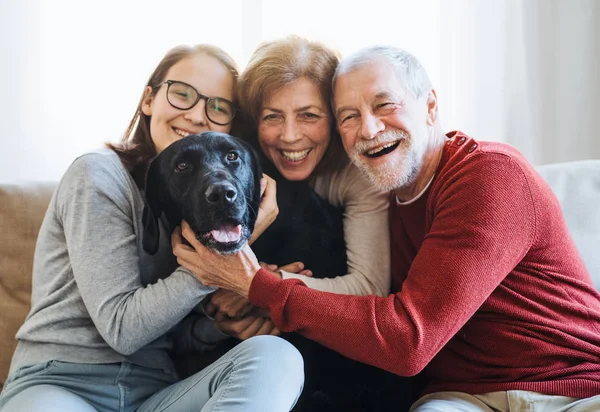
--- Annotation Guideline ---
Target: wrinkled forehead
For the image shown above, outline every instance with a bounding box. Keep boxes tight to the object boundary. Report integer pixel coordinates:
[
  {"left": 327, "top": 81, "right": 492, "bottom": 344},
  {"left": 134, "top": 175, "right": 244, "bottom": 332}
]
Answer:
[{"left": 333, "top": 60, "right": 406, "bottom": 113}]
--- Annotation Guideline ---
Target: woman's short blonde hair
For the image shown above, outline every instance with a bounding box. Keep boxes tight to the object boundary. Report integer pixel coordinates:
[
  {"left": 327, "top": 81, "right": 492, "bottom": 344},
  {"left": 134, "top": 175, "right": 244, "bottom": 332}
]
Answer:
[{"left": 237, "top": 36, "right": 348, "bottom": 176}]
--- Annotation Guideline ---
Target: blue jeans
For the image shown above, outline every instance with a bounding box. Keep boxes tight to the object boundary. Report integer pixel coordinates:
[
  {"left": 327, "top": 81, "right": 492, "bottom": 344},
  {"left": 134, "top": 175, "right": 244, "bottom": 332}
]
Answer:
[{"left": 0, "top": 335, "right": 304, "bottom": 411}]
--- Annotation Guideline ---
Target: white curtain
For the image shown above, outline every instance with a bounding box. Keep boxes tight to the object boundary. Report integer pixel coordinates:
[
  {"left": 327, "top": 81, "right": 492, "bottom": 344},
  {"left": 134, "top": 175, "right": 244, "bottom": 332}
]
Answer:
[
  {"left": 0, "top": 0, "right": 598, "bottom": 183},
  {"left": 439, "top": 0, "right": 600, "bottom": 165}
]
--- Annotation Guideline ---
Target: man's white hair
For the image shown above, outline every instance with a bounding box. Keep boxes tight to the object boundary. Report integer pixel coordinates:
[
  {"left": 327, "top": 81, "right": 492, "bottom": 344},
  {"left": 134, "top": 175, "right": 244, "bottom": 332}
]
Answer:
[{"left": 332, "top": 45, "right": 432, "bottom": 99}]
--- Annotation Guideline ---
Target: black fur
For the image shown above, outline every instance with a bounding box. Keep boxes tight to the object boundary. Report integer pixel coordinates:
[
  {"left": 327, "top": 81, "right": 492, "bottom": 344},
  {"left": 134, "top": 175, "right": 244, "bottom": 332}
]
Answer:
[{"left": 251, "top": 155, "right": 347, "bottom": 279}]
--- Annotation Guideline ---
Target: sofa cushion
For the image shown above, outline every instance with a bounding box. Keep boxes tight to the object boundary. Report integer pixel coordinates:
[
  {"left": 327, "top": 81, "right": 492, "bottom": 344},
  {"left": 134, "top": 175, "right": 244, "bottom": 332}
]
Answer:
[
  {"left": 537, "top": 160, "right": 600, "bottom": 289},
  {"left": 0, "top": 183, "right": 54, "bottom": 390}
]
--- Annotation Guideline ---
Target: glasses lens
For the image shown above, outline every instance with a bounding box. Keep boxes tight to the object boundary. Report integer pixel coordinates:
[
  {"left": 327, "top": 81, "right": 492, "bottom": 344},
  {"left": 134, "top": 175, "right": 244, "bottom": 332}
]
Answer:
[
  {"left": 207, "top": 98, "right": 235, "bottom": 125},
  {"left": 167, "top": 82, "right": 198, "bottom": 110}
]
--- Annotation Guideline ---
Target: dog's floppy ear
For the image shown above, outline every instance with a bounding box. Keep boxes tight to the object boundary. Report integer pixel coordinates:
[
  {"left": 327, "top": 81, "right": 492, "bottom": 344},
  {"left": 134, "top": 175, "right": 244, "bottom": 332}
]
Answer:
[
  {"left": 142, "top": 157, "right": 164, "bottom": 255},
  {"left": 247, "top": 141, "right": 263, "bottom": 222},
  {"left": 236, "top": 137, "right": 263, "bottom": 232}
]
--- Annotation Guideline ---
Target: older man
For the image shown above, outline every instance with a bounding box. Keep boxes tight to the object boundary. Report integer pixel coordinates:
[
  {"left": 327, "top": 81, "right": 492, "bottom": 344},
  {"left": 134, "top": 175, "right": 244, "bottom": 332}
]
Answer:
[{"left": 174, "top": 46, "right": 600, "bottom": 411}]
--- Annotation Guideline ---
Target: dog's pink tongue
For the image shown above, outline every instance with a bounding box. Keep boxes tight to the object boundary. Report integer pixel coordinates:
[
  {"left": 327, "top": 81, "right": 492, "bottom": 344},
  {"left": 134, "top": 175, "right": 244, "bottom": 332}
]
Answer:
[{"left": 211, "top": 224, "right": 242, "bottom": 243}]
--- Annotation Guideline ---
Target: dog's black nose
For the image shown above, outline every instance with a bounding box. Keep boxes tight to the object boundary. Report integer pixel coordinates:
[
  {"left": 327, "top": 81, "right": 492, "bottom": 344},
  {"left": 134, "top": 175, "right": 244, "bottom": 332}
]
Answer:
[{"left": 205, "top": 182, "right": 238, "bottom": 205}]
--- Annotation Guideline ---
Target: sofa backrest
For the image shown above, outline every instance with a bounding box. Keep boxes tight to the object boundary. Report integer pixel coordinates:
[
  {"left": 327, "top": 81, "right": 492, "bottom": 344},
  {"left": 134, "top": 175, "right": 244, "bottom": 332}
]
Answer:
[{"left": 537, "top": 160, "right": 600, "bottom": 289}]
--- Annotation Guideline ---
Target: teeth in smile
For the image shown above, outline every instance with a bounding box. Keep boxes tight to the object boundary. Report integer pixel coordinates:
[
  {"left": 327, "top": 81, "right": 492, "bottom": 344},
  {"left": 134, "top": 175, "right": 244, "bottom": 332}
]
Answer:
[
  {"left": 174, "top": 128, "right": 191, "bottom": 138},
  {"left": 281, "top": 149, "right": 310, "bottom": 161},
  {"left": 366, "top": 142, "right": 397, "bottom": 155}
]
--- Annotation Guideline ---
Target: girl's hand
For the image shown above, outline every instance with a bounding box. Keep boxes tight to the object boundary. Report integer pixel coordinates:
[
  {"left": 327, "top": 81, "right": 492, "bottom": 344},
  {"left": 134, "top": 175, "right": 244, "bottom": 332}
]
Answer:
[
  {"left": 172, "top": 222, "right": 261, "bottom": 297},
  {"left": 249, "top": 174, "right": 278, "bottom": 245},
  {"left": 214, "top": 313, "right": 280, "bottom": 340},
  {"left": 206, "top": 289, "right": 255, "bottom": 319}
]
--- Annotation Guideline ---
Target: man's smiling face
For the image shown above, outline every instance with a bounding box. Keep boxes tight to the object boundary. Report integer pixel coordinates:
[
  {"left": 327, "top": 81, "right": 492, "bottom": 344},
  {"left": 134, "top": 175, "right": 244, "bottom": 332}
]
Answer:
[{"left": 334, "top": 58, "right": 432, "bottom": 191}]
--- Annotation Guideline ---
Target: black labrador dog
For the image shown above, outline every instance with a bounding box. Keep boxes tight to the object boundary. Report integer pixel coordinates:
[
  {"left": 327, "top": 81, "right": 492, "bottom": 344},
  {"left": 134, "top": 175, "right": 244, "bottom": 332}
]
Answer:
[
  {"left": 142, "top": 132, "right": 425, "bottom": 411},
  {"left": 142, "top": 132, "right": 261, "bottom": 256}
]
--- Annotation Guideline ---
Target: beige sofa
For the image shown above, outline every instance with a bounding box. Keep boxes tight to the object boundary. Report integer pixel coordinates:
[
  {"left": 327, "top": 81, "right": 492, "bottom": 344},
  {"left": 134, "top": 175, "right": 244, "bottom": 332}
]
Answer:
[
  {"left": 1, "top": 160, "right": 599, "bottom": 391},
  {"left": 0, "top": 182, "right": 55, "bottom": 390}
]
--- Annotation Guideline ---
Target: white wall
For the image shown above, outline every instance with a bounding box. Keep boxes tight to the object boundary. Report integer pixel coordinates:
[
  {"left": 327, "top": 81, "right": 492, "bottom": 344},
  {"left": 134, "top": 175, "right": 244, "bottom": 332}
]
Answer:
[
  {"left": 0, "top": 0, "right": 246, "bottom": 183},
  {"left": 1, "top": 0, "right": 599, "bottom": 183}
]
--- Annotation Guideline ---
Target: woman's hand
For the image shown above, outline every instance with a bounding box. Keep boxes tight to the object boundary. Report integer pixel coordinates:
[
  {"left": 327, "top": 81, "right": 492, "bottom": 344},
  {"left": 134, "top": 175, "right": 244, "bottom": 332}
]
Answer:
[
  {"left": 214, "top": 312, "right": 280, "bottom": 340},
  {"left": 172, "top": 222, "right": 261, "bottom": 297},
  {"left": 259, "top": 261, "right": 313, "bottom": 278},
  {"left": 249, "top": 174, "right": 279, "bottom": 245}
]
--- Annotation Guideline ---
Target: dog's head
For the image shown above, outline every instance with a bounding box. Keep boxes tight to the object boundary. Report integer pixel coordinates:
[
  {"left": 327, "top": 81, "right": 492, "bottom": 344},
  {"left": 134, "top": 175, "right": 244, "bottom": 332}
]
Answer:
[{"left": 142, "top": 131, "right": 262, "bottom": 255}]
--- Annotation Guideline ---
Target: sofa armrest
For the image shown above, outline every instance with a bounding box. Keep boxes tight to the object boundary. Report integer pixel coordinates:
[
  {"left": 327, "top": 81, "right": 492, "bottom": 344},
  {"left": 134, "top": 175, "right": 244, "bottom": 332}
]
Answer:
[{"left": 0, "top": 182, "right": 55, "bottom": 390}]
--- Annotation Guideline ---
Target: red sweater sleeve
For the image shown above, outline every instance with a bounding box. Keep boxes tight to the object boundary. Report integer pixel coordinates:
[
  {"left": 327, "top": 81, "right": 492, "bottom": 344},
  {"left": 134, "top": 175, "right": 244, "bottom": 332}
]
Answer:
[{"left": 250, "top": 152, "right": 535, "bottom": 376}]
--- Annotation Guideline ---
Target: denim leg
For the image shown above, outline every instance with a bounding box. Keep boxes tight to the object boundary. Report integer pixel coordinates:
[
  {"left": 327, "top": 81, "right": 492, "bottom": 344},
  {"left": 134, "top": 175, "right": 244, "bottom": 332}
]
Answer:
[
  {"left": 0, "top": 361, "right": 174, "bottom": 412},
  {"left": 138, "top": 335, "right": 305, "bottom": 412},
  {"left": 0, "top": 384, "right": 98, "bottom": 412}
]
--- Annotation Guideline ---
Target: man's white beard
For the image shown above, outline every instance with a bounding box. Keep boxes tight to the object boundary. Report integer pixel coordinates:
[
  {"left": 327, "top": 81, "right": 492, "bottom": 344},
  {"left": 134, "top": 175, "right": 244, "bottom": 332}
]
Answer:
[{"left": 349, "top": 130, "right": 420, "bottom": 191}]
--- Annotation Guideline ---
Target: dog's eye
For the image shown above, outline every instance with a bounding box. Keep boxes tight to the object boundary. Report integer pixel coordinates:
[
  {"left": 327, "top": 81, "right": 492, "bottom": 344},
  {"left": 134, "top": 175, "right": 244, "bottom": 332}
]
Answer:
[
  {"left": 226, "top": 152, "right": 238, "bottom": 161},
  {"left": 175, "top": 162, "right": 190, "bottom": 172}
]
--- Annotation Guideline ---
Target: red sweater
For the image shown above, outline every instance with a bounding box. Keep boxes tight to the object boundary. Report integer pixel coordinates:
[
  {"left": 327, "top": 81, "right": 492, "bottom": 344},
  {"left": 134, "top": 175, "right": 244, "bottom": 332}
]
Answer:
[{"left": 249, "top": 131, "right": 600, "bottom": 397}]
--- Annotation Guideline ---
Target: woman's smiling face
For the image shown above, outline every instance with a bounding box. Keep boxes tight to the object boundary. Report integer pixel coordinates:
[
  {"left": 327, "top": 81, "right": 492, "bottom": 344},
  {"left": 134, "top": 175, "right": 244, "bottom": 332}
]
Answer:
[
  {"left": 257, "top": 77, "right": 332, "bottom": 181},
  {"left": 142, "top": 53, "right": 236, "bottom": 154}
]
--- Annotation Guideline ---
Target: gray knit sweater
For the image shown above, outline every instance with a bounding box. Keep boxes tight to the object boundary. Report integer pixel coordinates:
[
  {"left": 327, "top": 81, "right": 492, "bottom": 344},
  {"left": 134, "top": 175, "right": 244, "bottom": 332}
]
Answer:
[{"left": 9, "top": 149, "right": 223, "bottom": 375}]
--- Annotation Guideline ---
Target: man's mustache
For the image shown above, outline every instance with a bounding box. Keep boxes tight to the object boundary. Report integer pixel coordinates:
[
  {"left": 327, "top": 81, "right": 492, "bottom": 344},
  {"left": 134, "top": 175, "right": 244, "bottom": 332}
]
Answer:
[{"left": 353, "top": 129, "right": 409, "bottom": 153}]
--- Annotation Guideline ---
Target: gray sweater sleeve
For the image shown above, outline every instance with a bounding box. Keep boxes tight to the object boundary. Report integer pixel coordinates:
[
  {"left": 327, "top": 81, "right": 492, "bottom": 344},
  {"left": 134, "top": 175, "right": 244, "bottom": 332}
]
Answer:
[{"left": 57, "top": 153, "right": 216, "bottom": 356}]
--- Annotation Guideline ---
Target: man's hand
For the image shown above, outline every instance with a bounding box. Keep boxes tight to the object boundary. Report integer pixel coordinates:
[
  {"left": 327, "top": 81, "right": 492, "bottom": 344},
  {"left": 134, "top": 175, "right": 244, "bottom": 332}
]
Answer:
[
  {"left": 249, "top": 174, "right": 279, "bottom": 245},
  {"left": 172, "top": 222, "right": 261, "bottom": 297}
]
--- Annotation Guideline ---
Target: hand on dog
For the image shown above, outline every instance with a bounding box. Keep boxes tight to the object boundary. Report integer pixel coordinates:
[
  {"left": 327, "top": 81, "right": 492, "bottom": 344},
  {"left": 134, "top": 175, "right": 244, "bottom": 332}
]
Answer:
[
  {"left": 205, "top": 289, "right": 256, "bottom": 319},
  {"left": 172, "top": 221, "right": 261, "bottom": 297},
  {"left": 203, "top": 263, "right": 310, "bottom": 319},
  {"left": 249, "top": 174, "right": 279, "bottom": 245},
  {"left": 214, "top": 313, "right": 280, "bottom": 340},
  {"left": 259, "top": 261, "right": 313, "bottom": 278}
]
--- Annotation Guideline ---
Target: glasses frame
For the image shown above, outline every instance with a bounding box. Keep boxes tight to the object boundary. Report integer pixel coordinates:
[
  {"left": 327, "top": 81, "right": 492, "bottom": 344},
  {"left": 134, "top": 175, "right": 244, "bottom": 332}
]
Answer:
[{"left": 157, "top": 80, "right": 236, "bottom": 126}]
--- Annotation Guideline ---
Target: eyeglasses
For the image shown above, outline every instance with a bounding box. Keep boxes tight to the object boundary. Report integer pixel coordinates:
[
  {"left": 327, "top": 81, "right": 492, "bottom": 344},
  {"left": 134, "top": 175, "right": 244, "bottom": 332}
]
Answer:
[{"left": 158, "top": 80, "right": 236, "bottom": 126}]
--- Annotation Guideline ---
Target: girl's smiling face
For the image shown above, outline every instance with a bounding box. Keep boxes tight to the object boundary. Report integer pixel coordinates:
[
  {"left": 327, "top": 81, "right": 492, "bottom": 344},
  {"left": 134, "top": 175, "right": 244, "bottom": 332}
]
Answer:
[{"left": 142, "top": 53, "right": 235, "bottom": 154}]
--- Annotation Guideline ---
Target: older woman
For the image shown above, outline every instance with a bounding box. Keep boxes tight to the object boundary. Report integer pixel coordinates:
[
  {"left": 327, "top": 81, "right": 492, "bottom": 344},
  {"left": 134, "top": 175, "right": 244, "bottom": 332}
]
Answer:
[
  {"left": 199, "top": 36, "right": 400, "bottom": 411},
  {"left": 238, "top": 35, "right": 391, "bottom": 295},
  {"left": 204, "top": 37, "right": 390, "bottom": 344}
]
